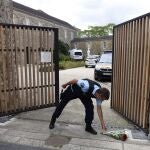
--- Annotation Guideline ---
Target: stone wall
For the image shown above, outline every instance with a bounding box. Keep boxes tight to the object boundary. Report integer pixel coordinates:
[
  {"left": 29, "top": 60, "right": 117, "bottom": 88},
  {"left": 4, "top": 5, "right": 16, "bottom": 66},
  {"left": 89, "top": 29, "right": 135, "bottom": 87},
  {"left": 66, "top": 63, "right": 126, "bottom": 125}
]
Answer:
[
  {"left": 0, "top": 0, "right": 13, "bottom": 24},
  {"left": 13, "top": 8, "right": 77, "bottom": 45}
]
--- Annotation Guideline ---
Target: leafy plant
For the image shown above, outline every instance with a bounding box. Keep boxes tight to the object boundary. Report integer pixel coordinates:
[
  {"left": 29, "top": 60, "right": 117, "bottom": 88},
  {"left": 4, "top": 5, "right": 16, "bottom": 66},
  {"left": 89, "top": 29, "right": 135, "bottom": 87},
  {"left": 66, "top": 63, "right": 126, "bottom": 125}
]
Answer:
[
  {"left": 78, "top": 23, "right": 115, "bottom": 37},
  {"left": 59, "top": 60, "right": 84, "bottom": 70},
  {"left": 58, "top": 40, "right": 70, "bottom": 55}
]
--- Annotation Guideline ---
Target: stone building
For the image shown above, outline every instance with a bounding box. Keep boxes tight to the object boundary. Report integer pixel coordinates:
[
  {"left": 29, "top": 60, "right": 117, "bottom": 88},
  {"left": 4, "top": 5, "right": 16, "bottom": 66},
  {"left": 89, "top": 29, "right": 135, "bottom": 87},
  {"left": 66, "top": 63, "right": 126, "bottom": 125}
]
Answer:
[
  {"left": 71, "top": 35, "right": 112, "bottom": 57},
  {"left": 0, "top": 0, "right": 79, "bottom": 45},
  {"left": 0, "top": 0, "right": 113, "bottom": 54}
]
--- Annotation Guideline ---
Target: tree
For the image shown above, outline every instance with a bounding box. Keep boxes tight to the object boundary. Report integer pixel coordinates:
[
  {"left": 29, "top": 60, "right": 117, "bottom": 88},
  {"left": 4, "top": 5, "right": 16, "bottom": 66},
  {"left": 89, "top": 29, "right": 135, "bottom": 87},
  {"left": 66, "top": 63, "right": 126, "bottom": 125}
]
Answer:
[
  {"left": 58, "top": 40, "right": 70, "bottom": 55},
  {"left": 78, "top": 23, "right": 115, "bottom": 38}
]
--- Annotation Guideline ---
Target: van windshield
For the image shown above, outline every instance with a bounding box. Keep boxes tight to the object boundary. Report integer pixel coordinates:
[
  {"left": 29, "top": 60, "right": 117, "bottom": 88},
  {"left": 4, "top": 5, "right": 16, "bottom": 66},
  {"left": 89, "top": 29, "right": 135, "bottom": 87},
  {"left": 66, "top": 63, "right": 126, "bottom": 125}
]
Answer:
[
  {"left": 99, "top": 53, "right": 112, "bottom": 63},
  {"left": 75, "top": 52, "right": 82, "bottom": 56}
]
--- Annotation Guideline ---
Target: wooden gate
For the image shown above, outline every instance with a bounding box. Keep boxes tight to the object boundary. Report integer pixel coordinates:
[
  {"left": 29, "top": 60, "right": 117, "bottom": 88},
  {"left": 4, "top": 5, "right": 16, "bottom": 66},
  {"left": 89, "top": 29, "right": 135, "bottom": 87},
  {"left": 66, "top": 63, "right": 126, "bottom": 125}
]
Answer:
[
  {"left": 111, "top": 13, "right": 150, "bottom": 133},
  {"left": 0, "top": 23, "right": 59, "bottom": 116}
]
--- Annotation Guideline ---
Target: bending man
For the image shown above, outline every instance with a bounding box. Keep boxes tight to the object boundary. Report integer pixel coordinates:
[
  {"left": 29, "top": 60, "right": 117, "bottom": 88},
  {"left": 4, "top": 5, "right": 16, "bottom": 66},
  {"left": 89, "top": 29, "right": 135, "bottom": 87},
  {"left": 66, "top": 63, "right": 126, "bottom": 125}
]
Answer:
[{"left": 49, "top": 78, "right": 110, "bottom": 135}]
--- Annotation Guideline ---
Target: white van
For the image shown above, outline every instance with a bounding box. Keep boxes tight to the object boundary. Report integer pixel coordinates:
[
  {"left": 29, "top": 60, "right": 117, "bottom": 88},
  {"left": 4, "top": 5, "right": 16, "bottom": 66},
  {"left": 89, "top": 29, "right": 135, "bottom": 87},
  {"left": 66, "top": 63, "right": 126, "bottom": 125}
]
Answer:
[{"left": 68, "top": 49, "right": 83, "bottom": 60}]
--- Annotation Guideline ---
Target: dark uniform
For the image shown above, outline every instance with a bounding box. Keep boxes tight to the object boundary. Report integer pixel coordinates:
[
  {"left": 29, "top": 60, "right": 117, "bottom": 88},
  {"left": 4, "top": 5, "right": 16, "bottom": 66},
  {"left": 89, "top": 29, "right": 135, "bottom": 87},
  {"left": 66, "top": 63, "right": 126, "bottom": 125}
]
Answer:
[{"left": 50, "top": 79, "right": 102, "bottom": 134}]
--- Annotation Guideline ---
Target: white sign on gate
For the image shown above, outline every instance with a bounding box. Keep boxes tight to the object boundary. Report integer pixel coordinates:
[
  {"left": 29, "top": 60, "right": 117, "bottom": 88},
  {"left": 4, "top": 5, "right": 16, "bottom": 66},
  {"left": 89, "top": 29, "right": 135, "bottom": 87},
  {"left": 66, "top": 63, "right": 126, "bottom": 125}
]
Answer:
[{"left": 41, "top": 52, "right": 51, "bottom": 62}]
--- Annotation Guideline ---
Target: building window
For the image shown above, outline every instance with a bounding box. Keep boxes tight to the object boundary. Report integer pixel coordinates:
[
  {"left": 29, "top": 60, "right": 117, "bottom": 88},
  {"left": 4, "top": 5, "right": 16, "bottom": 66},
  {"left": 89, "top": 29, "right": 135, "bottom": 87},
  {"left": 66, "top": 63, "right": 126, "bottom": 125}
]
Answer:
[
  {"left": 25, "top": 18, "right": 30, "bottom": 25},
  {"left": 38, "top": 22, "right": 42, "bottom": 26},
  {"left": 64, "top": 30, "right": 67, "bottom": 39}
]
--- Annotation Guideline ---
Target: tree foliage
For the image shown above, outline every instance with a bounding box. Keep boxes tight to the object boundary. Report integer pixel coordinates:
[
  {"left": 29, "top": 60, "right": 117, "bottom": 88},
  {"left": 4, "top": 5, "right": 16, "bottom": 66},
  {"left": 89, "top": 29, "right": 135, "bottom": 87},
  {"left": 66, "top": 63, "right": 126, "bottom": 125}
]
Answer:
[
  {"left": 78, "top": 23, "right": 115, "bottom": 38},
  {"left": 58, "top": 40, "right": 70, "bottom": 55}
]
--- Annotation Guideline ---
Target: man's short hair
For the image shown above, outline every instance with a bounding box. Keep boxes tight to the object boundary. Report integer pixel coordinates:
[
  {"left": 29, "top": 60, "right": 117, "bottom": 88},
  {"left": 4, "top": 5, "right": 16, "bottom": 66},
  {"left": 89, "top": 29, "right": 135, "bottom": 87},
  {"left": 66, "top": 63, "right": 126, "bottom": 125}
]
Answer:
[{"left": 96, "top": 88, "right": 110, "bottom": 100}]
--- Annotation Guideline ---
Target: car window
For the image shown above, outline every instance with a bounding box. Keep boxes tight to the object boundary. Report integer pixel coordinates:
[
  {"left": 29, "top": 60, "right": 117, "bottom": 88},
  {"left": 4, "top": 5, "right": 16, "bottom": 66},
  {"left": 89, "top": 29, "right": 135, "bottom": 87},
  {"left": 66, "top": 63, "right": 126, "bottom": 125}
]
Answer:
[
  {"left": 99, "top": 53, "right": 112, "bottom": 63},
  {"left": 87, "top": 55, "right": 99, "bottom": 59},
  {"left": 75, "top": 52, "right": 82, "bottom": 55}
]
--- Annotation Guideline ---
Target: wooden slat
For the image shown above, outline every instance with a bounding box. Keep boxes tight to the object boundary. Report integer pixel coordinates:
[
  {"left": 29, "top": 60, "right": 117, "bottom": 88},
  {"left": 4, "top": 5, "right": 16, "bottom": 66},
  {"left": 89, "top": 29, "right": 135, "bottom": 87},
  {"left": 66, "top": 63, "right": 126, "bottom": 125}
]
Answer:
[
  {"left": 51, "top": 31, "right": 54, "bottom": 103},
  {"left": 10, "top": 26, "right": 16, "bottom": 111},
  {"left": 114, "top": 28, "right": 119, "bottom": 111},
  {"left": 134, "top": 19, "right": 142, "bottom": 123},
  {"left": 128, "top": 22, "right": 133, "bottom": 118},
  {"left": 0, "top": 75, "right": 2, "bottom": 112},
  {"left": 47, "top": 30, "right": 51, "bottom": 104},
  {"left": 36, "top": 29, "right": 40, "bottom": 107},
  {"left": 23, "top": 27, "right": 29, "bottom": 108},
  {"left": 122, "top": 24, "right": 127, "bottom": 117},
  {"left": 122, "top": 25, "right": 127, "bottom": 116},
  {"left": 114, "top": 28, "right": 119, "bottom": 110},
  {"left": 14, "top": 27, "right": 20, "bottom": 110},
  {"left": 119, "top": 26, "right": 124, "bottom": 113},
  {"left": 140, "top": 17, "right": 149, "bottom": 127},
  {"left": 111, "top": 29, "right": 115, "bottom": 108},
  {"left": 129, "top": 21, "right": 135, "bottom": 119},
  {"left": 0, "top": 50, "right": 2, "bottom": 112},
  {"left": 27, "top": 28, "right": 32, "bottom": 108},
  {"left": 0, "top": 27, "right": 2, "bottom": 112},
  {"left": 119, "top": 26, "right": 122, "bottom": 113},
  {"left": 137, "top": 18, "right": 145, "bottom": 126},
  {"left": 125, "top": 22, "right": 131, "bottom": 117},
  {"left": 0, "top": 26, "right": 7, "bottom": 112},
  {"left": 40, "top": 29, "right": 44, "bottom": 105},
  {"left": 132, "top": 20, "right": 138, "bottom": 122},
  {"left": 116, "top": 27, "right": 120, "bottom": 111},
  {"left": 143, "top": 17, "right": 150, "bottom": 128},
  {"left": 131, "top": 20, "right": 137, "bottom": 121},
  {"left": 1, "top": 27, "right": 6, "bottom": 112},
  {"left": 43, "top": 29, "right": 47, "bottom": 105},
  {"left": 31, "top": 28, "right": 36, "bottom": 106},
  {"left": 5, "top": 26, "right": 11, "bottom": 111},
  {"left": 19, "top": 27, "right": 24, "bottom": 109}
]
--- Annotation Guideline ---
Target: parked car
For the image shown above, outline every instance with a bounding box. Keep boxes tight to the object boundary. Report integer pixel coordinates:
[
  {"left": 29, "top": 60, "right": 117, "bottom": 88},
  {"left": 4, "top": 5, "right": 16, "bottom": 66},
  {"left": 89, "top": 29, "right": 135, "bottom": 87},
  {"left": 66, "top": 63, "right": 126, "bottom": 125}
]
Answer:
[
  {"left": 85, "top": 55, "right": 100, "bottom": 68},
  {"left": 68, "top": 49, "right": 84, "bottom": 60},
  {"left": 94, "top": 52, "right": 112, "bottom": 81}
]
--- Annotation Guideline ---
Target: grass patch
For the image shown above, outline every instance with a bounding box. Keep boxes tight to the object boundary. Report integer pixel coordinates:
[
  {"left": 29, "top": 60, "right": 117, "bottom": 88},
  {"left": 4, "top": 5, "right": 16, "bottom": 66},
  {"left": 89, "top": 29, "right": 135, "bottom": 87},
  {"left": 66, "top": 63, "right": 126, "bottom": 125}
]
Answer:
[{"left": 59, "top": 60, "right": 84, "bottom": 69}]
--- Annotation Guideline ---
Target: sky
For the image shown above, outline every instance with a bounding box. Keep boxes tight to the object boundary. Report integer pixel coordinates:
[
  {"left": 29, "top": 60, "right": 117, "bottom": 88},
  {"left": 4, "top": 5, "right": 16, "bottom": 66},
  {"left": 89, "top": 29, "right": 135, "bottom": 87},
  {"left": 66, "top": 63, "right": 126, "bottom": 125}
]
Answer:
[{"left": 13, "top": 0, "right": 150, "bottom": 30}]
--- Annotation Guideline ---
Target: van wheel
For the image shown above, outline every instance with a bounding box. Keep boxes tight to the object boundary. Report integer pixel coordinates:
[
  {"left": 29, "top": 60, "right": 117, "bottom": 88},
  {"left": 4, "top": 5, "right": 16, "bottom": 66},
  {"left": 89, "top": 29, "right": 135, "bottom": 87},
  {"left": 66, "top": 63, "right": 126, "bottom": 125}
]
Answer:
[{"left": 85, "top": 65, "right": 88, "bottom": 68}]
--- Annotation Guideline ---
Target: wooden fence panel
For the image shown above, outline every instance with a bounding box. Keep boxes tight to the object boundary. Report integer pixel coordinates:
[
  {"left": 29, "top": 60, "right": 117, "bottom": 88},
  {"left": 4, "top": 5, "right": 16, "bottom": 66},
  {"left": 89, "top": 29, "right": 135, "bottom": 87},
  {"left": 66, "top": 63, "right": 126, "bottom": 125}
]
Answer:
[
  {"left": 112, "top": 14, "right": 150, "bottom": 133},
  {"left": 0, "top": 24, "right": 59, "bottom": 116}
]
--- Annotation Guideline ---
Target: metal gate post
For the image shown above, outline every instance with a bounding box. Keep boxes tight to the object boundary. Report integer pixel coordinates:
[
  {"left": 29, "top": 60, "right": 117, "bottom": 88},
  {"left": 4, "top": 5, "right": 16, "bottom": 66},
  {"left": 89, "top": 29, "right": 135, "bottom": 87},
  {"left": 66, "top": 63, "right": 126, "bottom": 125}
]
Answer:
[{"left": 54, "top": 28, "right": 59, "bottom": 106}]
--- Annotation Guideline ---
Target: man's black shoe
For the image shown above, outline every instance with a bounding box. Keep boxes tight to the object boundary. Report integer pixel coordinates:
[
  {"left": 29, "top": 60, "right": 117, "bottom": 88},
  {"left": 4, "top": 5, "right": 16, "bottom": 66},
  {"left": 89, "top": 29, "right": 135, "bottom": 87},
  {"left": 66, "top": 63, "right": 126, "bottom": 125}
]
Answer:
[
  {"left": 49, "top": 117, "right": 56, "bottom": 129},
  {"left": 49, "top": 122, "right": 55, "bottom": 129},
  {"left": 85, "top": 126, "right": 97, "bottom": 135}
]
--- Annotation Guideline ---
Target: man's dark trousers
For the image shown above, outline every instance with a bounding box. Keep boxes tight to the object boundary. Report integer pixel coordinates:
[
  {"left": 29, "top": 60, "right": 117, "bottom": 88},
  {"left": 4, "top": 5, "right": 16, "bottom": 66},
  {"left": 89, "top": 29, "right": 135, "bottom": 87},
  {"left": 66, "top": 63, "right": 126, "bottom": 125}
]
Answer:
[{"left": 51, "top": 84, "right": 94, "bottom": 126}]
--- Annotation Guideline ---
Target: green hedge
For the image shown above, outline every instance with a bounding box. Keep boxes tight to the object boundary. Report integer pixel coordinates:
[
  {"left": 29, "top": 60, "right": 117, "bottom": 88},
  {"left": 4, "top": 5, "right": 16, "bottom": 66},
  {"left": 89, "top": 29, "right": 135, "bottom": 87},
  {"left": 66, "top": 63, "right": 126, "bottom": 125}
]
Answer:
[
  {"left": 59, "top": 60, "right": 84, "bottom": 69},
  {"left": 59, "top": 54, "right": 71, "bottom": 61}
]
